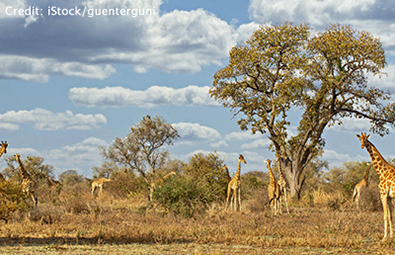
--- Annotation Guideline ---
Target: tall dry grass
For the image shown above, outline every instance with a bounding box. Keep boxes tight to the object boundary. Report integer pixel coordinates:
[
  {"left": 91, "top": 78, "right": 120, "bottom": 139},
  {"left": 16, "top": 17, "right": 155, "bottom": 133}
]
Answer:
[{"left": 0, "top": 182, "right": 394, "bottom": 254}]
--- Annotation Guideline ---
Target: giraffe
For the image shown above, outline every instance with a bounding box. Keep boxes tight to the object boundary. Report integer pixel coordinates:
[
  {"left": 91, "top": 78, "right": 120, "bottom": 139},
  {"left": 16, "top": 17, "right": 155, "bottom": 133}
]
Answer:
[
  {"left": 226, "top": 154, "right": 247, "bottom": 211},
  {"left": 0, "top": 141, "right": 8, "bottom": 158},
  {"left": 352, "top": 162, "right": 372, "bottom": 210},
  {"left": 276, "top": 154, "right": 290, "bottom": 214},
  {"left": 148, "top": 170, "right": 177, "bottom": 202},
  {"left": 15, "top": 154, "right": 37, "bottom": 208},
  {"left": 266, "top": 159, "right": 280, "bottom": 215},
  {"left": 357, "top": 133, "right": 395, "bottom": 240},
  {"left": 222, "top": 164, "right": 232, "bottom": 182},
  {"left": 91, "top": 178, "right": 112, "bottom": 198},
  {"left": 46, "top": 175, "right": 62, "bottom": 201}
]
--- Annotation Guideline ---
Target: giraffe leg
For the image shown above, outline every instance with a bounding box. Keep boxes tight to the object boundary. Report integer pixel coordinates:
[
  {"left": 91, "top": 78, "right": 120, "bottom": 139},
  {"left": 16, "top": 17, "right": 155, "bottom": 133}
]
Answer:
[
  {"left": 99, "top": 186, "right": 103, "bottom": 197},
  {"left": 237, "top": 188, "right": 241, "bottom": 211},
  {"left": 278, "top": 195, "right": 283, "bottom": 214},
  {"left": 31, "top": 193, "right": 37, "bottom": 208},
  {"left": 381, "top": 194, "right": 389, "bottom": 241},
  {"left": 388, "top": 196, "right": 393, "bottom": 238},
  {"left": 226, "top": 186, "right": 232, "bottom": 210},
  {"left": 284, "top": 189, "right": 290, "bottom": 213},
  {"left": 355, "top": 189, "right": 360, "bottom": 210},
  {"left": 232, "top": 189, "right": 237, "bottom": 211}
]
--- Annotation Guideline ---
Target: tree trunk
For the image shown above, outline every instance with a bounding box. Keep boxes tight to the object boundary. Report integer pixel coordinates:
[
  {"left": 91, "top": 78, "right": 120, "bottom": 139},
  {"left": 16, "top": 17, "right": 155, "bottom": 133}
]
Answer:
[{"left": 282, "top": 158, "right": 302, "bottom": 200}]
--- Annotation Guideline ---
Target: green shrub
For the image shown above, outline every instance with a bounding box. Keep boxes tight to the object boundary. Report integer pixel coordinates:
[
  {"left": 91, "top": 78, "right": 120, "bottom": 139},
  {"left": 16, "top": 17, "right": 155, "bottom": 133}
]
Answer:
[
  {"left": 152, "top": 176, "right": 215, "bottom": 218},
  {"left": 0, "top": 180, "right": 28, "bottom": 217},
  {"left": 184, "top": 152, "right": 228, "bottom": 202}
]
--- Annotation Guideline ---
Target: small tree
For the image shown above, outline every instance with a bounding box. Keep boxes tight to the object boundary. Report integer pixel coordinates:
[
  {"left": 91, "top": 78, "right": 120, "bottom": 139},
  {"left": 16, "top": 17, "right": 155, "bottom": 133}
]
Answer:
[
  {"left": 58, "top": 170, "right": 84, "bottom": 186},
  {"left": 153, "top": 176, "right": 215, "bottom": 218},
  {"left": 184, "top": 152, "right": 228, "bottom": 201},
  {"left": 100, "top": 115, "right": 179, "bottom": 184}
]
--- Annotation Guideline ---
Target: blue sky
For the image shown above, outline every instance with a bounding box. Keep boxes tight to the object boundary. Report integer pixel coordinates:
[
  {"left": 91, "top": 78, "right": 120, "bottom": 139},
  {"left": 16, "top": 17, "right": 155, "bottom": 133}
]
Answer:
[{"left": 1, "top": 0, "right": 395, "bottom": 177}]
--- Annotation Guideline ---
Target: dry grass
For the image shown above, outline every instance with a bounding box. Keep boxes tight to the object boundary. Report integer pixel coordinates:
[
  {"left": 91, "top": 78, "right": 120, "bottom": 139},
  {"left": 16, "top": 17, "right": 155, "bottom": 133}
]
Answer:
[{"left": 1, "top": 186, "right": 395, "bottom": 254}]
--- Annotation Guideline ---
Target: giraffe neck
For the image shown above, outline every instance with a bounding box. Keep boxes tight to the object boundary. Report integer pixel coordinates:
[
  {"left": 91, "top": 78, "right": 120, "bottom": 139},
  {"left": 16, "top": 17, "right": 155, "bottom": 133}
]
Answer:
[
  {"left": 0, "top": 149, "right": 5, "bottom": 158},
  {"left": 363, "top": 166, "right": 370, "bottom": 181},
  {"left": 277, "top": 157, "right": 286, "bottom": 181},
  {"left": 225, "top": 168, "right": 231, "bottom": 180},
  {"left": 234, "top": 160, "right": 241, "bottom": 180},
  {"left": 365, "top": 141, "right": 389, "bottom": 176},
  {"left": 16, "top": 157, "right": 30, "bottom": 179},
  {"left": 163, "top": 172, "right": 174, "bottom": 180},
  {"left": 267, "top": 162, "right": 275, "bottom": 181}
]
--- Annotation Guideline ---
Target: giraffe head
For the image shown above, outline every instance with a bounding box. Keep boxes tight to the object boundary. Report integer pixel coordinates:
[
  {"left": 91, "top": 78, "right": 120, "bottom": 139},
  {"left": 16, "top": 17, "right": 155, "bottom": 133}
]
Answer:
[
  {"left": 0, "top": 141, "right": 8, "bottom": 154},
  {"left": 356, "top": 133, "right": 371, "bottom": 149},
  {"left": 264, "top": 159, "right": 272, "bottom": 165},
  {"left": 15, "top": 153, "right": 21, "bottom": 161},
  {"left": 239, "top": 154, "right": 247, "bottom": 164},
  {"left": 222, "top": 164, "right": 228, "bottom": 171}
]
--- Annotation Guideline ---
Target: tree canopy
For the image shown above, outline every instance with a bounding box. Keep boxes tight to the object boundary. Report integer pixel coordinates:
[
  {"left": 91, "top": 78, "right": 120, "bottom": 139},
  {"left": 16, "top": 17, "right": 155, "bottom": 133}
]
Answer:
[
  {"left": 210, "top": 23, "right": 395, "bottom": 198},
  {"left": 100, "top": 115, "right": 180, "bottom": 183}
]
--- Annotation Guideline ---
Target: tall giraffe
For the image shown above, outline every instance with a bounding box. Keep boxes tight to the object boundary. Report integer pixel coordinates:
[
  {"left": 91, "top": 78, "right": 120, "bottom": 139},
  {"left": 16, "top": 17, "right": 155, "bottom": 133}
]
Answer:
[
  {"left": 226, "top": 154, "right": 247, "bottom": 211},
  {"left": 91, "top": 178, "right": 112, "bottom": 198},
  {"left": 148, "top": 170, "right": 177, "bottom": 201},
  {"left": 352, "top": 162, "right": 371, "bottom": 210},
  {"left": 0, "top": 141, "right": 8, "bottom": 158},
  {"left": 15, "top": 154, "right": 37, "bottom": 208},
  {"left": 276, "top": 154, "right": 290, "bottom": 214},
  {"left": 357, "top": 133, "right": 395, "bottom": 240},
  {"left": 266, "top": 159, "right": 280, "bottom": 215}
]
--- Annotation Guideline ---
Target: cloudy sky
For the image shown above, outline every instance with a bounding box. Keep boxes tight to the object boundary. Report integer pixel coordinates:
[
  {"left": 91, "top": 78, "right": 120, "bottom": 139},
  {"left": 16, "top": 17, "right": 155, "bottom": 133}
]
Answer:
[{"left": 1, "top": 0, "right": 395, "bottom": 177}]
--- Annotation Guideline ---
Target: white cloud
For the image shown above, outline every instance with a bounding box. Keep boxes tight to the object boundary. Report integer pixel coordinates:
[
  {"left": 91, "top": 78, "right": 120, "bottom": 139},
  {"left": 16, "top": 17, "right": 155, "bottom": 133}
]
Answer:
[
  {"left": 320, "top": 149, "right": 368, "bottom": 167},
  {"left": 0, "top": 0, "right": 243, "bottom": 81},
  {"left": 224, "top": 131, "right": 258, "bottom": 141},
  {"left": 235, "top": 22, "right": 261, "bottom": 43},
  {"left": 210, "top": 140, "right": 228, "bottom": 148},
  {"left": 173, "top": 122, "right": 221, "bottom": 143},
  {"left": 0, "top": 0, "right": 27, "bottom": 18},
  {"left": 7, "top": 147, "right": 40, "bottom": 156},
  {"left": 327, "top": 117, "right": 370, "bottom": 133},
  {"left": 367, "top": 64, "right": 395, "bottom": 89},
  {"left": 69, "top": 85, "right": 219, "bottom": 108},
  {"left": 241, "top": 138, "right": 271, "bottom": 150},
  {"left": 249, "top": 0, "right": 376, "bottom": 27},
  {"left": 0, "top": 108, "right": 107, "bottom": 131},
  {"left": 5, "top": 137, "right": 108, "bottom": 176},
  {"left": 0, "top": 123, "right": 19, "bottom": 131},
  {"left": 0, "top": 55, "right": 115, "bottom": 83}
]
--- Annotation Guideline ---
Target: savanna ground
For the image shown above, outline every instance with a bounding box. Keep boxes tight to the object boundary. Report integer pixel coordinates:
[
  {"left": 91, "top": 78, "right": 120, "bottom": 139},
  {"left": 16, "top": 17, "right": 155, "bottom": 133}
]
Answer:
[{"left": 1, "top": 184, "right": 395, "bottom": 255}]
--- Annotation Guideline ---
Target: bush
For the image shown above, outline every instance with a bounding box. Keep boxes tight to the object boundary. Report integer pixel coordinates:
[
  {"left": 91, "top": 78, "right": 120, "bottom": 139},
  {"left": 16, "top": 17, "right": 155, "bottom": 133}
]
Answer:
[
  {"left": 0, "top": 180, "right": 28, "bottom": 218},
  {"left": 152, "top": 176, "right": 215, "bottom": 218},
  {"left": 184, "top": 152, "right": 228, "bottom": 202},
  {"left": 106, "top": 172, "right": 146, "bottom": 198},
  {"left": 58, "top": 183, "right": 90, "bottom": 214}
]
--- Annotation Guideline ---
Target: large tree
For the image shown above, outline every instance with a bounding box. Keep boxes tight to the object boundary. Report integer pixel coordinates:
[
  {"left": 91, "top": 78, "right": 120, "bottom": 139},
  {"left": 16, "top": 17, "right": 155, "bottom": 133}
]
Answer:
[
  {"left": 210, "top": 23, "right": 395, "bottom": 199},
  {"left": 100, "top": 115, "right": 180, "bottom": 184}
]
